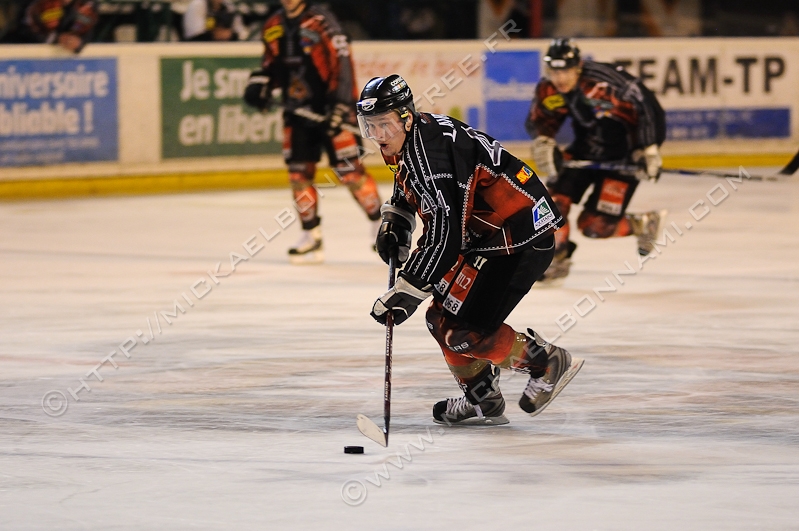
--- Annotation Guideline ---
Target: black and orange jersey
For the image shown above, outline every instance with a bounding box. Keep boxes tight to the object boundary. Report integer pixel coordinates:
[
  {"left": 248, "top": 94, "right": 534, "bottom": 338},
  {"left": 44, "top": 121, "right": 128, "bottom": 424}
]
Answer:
[
  {"left": 25, "top": 0, "right": 98, "bottom": 46},
  {"left": 525, "top": 61, "right": 664, "bottom": 161},
  {"left": 385, "top": 113, "right": 564, "bottom": 286},
  {"left": 259, "top": 4, "right": 357, "bottom": 117}
]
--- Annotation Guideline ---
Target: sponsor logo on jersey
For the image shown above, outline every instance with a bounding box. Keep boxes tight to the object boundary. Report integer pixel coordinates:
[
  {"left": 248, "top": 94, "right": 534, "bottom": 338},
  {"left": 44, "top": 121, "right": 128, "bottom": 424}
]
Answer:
[
  {"left": 533, "top": 196, "right": 555, "bottom": 230},
  {"left": 264, "top": 25, "right": 284, "bottom": 43},
  {"left": 542, "top": 94, "right": 565, "bottom": 111},
  {"left": 300, "top": 27, "right": 320, "bottom": 53},
  {"left": 596, "top": 178, "right": 629, "bottom": 216},
  {"left": 516, "top": 165, "right": 534, "bottom": 184},
  {"left": 41, "top": 7, "right": 64, "bottom": 25}
]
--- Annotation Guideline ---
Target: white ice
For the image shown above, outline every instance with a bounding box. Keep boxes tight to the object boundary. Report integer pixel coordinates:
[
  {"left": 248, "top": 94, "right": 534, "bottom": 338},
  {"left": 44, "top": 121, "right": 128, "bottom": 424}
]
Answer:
[{"left": 1, "top": 169, "right": 798, "bottom": 530}]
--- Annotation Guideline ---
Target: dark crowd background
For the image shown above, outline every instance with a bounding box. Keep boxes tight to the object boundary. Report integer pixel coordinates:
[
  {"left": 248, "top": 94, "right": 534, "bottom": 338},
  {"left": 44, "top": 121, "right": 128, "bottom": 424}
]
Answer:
[{"left": 1, "top": 0, "right": 797, "bottom": 45}]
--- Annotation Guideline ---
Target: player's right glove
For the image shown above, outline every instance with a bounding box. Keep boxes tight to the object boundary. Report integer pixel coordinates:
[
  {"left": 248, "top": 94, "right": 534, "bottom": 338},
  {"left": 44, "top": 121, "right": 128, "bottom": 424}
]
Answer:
[
  {"left": 243, "top": 69, "right": 271, "bottom": 110},
  {"left": 371, "top": 273, "right": 432, "bottom": 326},
  {"left": 531, "top": 136, "right": 563, "bottom": 179},
  {"left": 375, "top": 203, "right": 416, "bottom": 265}
]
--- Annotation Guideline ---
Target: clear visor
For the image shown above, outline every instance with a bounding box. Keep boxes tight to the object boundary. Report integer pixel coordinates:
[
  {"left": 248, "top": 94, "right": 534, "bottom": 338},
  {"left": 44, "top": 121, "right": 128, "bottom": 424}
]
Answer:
[{"left": 357, "top": 110, "right": 407, "bottom": 141}]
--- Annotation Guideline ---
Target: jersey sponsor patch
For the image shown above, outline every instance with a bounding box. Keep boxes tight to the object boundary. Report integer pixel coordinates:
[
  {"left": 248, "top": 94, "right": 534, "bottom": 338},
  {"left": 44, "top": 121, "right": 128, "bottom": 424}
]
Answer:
[
  {"left": 442, "top": 263, "right": 478, "bottom": 315},
  {"left": 41, "top": 7, "right": 64, "bottom": 25},
  {"left": 264, "top": 25, "right": 284, "bottom": 42},
  {"left": 596, "top": 178, "right": 629, "bottom": 216},
  {"left": 533, "top": 196, "right": 555, "bottom": 230},
  {"left": 516, "top": 165, "right": 534, "bottom": 184},
  {"left": 436, "top": 256, "right": 465, "bottom": 296},
  {"left": 542, "top": 94, "right": 565, "bottom": 111}
]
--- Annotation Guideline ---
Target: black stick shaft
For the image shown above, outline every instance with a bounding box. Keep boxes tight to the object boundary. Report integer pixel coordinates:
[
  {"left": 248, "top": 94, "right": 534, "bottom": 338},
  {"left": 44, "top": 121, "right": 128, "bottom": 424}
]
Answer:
[
  {"left": 562, "top": 158, "right": 797, "bottom": 181},
  {"left": 383, "top": 256, "right": 396, "bottom": 444}
]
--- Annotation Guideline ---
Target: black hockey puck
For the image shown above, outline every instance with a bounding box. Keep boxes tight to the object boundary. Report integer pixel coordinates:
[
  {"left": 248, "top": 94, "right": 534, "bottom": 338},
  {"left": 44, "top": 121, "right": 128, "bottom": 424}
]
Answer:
[{"left": 344, "top": 446, "right": 364, "bottom": 454}]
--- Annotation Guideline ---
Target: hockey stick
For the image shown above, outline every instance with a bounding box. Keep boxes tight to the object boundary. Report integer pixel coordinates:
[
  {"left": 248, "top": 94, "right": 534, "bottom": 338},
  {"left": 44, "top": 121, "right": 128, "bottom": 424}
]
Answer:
[
  {"left": 291, "top": 107, "right": 361, "bottom": 135},
  {"left": 562, "top": 148, "right": 799, "bottom": 182},
  {"left": 356, "top": 254, "right": 396, "bottom": 447}
]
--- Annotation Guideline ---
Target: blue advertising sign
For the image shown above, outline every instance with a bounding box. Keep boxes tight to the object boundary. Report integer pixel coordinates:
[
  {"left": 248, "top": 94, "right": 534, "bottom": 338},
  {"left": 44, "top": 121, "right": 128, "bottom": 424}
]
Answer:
[
  {"left": 0, "top": 58, "right": 118, "bottom": 167},
  {"left": 666, "top": 108, "right": 790, "bottom": 141},
  {"left": 483, "top": 50, "right": 539, "bottom": 141}
]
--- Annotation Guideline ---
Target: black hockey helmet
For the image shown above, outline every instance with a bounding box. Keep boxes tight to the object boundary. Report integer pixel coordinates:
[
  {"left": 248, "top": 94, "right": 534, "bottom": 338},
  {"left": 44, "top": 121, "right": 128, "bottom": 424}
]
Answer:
[
  {"left": 357, "top": 75, "right": 415, "bottom": 117},
  {"left": 543, "top": 38, "right": 581, "bottom": 69},
  {"left": 357, "top": 75, "right": 415, "bottom": 140}
]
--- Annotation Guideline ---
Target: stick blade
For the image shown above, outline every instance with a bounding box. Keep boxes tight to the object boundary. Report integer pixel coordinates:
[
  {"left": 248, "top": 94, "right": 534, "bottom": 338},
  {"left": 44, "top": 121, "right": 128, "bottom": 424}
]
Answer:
[
  {"left": 356, "top": 414, "right": 387, "bottom": 447},
  {"left": 778, "top": 149, "right": 799, "bottom": 175}
]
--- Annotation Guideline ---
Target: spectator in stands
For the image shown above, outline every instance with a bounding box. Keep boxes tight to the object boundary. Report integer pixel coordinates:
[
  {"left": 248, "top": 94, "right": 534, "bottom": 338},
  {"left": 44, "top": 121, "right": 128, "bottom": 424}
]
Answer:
[
  {"left": 183, "top": 0, "right": 246, "bottom": 41},
  {"left": 7, "top": 0, "right": 98, "bottom": 53}
]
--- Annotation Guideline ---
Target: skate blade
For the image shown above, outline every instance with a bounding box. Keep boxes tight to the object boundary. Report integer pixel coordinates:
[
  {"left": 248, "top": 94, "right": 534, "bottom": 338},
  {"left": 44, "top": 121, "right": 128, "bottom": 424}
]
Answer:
[
  {"left": 356, "top": 414, "right": 387, "bottom": 447},
  {"left": 433, "top": 414, "right": 509, "bottom": 426},
  {"left": 288, "top": 250, "right": 324, "bottom": 265},
  {"left": 527, "top": 357, "right": 584, "bottom": 418}
]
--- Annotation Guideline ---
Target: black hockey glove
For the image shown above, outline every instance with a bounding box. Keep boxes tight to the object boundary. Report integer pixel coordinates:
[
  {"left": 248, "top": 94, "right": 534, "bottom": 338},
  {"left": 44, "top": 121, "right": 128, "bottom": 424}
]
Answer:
[
  {"left": 243, "top": 70, "right": 271, "bottom": 110},
  {"left": 376, "top": 203, "right": 416, "bottom": 265},
  {"left": 371, "top": 273, "right": 432, "bottom": 326},
  {"left": 327, "top": 102, "right": 351, "bottom": 137}
]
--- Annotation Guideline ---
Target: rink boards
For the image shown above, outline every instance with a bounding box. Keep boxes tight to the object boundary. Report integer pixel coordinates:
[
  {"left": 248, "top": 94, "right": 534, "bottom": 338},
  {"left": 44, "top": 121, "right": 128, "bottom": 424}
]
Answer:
[{"left": 1, "top": 37, "right": 799, "bottom": 195}]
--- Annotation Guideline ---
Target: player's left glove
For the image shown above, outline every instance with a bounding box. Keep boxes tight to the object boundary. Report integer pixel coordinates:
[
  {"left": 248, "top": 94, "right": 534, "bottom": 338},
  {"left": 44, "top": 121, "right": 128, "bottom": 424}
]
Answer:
[
  {"left": 243, "top": 69, "right": 272, "bottom": 110},
  {"left": 327, "top": 102, "right": 351, "bottom": 137},
  {"left": 371, "top": 273, "right": 432, "bottom": 326},
  {"left": 633, "top": 144, "right": 663, "bottom": 181}
]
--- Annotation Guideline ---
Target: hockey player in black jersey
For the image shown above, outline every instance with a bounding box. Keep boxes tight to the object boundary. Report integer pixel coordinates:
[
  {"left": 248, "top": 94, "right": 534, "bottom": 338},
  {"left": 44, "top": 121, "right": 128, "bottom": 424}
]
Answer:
[
  {"left": 526, "top": 38, "right": 667, "bottom": 283},
  {"left": 357, "top": 75, "right": 584, "bottom": 425}
]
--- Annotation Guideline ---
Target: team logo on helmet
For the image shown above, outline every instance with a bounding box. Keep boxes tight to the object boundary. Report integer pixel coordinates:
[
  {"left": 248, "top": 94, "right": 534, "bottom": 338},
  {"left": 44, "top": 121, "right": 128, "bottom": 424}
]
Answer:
[{"left": 360, "top": 97, "right": 378, "bottom": 112}]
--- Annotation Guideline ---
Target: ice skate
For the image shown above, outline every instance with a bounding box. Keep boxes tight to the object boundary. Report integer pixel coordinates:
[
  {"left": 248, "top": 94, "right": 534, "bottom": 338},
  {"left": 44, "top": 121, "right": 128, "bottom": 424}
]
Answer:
[
  {"left": 519, "top": 329, "right": 584, "bottom": 417},
  {"left": 538, "top": 240, "right": 577, "bottom": 286},
  {"left": 630, "top": 209, "right": 667, "bottom": 256},
  {"left": 288, "top": 226, "right": 323, "bottom": 264},
  {"left": 433, "top": 366, "right": 509, "bottom": 426}
]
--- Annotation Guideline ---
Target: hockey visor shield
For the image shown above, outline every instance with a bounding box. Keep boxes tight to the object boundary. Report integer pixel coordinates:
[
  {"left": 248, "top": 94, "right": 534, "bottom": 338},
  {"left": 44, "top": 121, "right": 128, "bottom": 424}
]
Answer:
[{"left": 357, "top": 110, "right": 407, "bottom": 141}]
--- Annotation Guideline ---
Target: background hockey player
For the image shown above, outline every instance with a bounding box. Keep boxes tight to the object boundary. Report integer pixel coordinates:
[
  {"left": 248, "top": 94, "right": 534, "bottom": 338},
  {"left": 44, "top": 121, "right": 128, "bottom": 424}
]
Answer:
[
  {"left": 526, "top": 38, "right": 667, "bottom": 282},
  {"left": 357, "top": 75, "right": 583, "bottom": 425},
  {"left": 243, "top": 0, "right": 382, "bottom": 264},
  {"left": 18, "top": 0, "right": 98, "bottom": 53}
]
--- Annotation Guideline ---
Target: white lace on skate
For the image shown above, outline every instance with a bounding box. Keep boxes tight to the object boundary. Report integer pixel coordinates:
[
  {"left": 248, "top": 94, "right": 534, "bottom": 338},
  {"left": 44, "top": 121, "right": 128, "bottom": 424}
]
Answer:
[
  {"left": 444, "top": 396, "right": 480, "bottom": 419},
  {"left": 523, "top": 377, "right": 554, "bottom": 401}
]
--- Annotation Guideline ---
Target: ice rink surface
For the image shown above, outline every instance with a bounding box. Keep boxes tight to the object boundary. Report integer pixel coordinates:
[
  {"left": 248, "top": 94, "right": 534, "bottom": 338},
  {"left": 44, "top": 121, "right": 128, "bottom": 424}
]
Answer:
[{"left": 1, "top": 168, "right": 798, "bottom": 530}]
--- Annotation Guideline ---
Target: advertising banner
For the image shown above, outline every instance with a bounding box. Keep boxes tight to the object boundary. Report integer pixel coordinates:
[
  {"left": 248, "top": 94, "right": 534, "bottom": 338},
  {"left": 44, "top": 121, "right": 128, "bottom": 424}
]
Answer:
[
  {"left": 584, "top": 39, "right": 795, "bottom": 142},
  {"left": 483, "top": 50, "right": 540, "bottom": 141},
  {"left": 355, "top": 44, "right": 485, "bottom": 127},
  {"left": 161, "top": 57, "right": 283, "bottom": 159},
  {"left": 355, "top": 38, "right": 796, "bottom": 145},
  {"left": 0, "top": 58, "right": 118, "bottom": 167}
]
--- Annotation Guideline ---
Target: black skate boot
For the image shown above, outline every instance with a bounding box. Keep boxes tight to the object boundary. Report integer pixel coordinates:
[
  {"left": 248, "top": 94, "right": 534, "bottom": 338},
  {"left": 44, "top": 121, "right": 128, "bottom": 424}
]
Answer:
[
  {"left": 538, "top": 240, "right": 577, "bottom": 286},
  {"left": 433, "top": 365, "right": 509, "bottom": 426},
  {"left": 629, "top": 210, "right": 667, "bottom": 256},
  {"left": 519, "top": 329, "right": 584, "bottom": 417}
]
